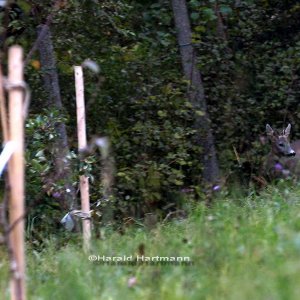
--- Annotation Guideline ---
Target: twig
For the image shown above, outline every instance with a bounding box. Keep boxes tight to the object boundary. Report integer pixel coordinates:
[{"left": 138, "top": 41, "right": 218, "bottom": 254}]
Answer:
[
  {"left": 162, "top": 210, "right": 186, "bottom": 223},
  {"left": 6, "top": 213, "right": 27, "bottom": 235}
]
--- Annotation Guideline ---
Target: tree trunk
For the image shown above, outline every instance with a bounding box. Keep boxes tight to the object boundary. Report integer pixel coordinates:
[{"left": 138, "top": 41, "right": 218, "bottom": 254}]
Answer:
[
  {"left": 171, "top": 0, "right": 220, "bottom": 185},
  {"left": 38, "top": 24, "right": 76, "bottom": 210},
  {"left": 215, "top": 2, "right": 227, "bottom": 42}
]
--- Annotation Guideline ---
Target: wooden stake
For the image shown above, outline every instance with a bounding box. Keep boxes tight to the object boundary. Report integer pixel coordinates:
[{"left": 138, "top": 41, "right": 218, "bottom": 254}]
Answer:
[
  {"left": 8, "top": 46, "right": 26, "bottom": 300},
  {"left": 0, "top": 66, "right": 9, "bottom": 142},
  {"left": 74, "top": 66, "right": 91, "bottom": 251}
]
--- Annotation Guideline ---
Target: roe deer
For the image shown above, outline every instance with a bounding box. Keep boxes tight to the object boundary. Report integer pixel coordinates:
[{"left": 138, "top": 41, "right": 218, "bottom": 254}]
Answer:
[{"left": 264, "top": 123, "right": 300, "bottom": 180}]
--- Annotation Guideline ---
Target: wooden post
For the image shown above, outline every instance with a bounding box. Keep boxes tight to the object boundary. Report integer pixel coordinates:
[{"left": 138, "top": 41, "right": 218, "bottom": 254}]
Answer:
[
  {"left": 8, "top": 46, "right": 26, "bottom": 300},
  {"left": 74, "top": 66, "right": 91, "bottom": 251},
  {"left": 0, "top": 66, "right": 9, "bottom": 143}
]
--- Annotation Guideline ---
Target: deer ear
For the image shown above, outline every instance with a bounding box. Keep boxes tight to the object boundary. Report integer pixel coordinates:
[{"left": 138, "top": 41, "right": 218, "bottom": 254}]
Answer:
[
  {"left": 266, "top": 124, "right": 274, "bottom": 136},
  {"left": 284, "top": 124, "right": 291, "bottom": 136}
]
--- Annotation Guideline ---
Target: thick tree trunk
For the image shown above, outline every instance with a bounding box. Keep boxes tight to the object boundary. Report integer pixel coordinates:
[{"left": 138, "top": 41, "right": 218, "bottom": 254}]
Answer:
[
  {"left": 38, "top": 24, "right": 76, "bottom": 210},
  {"left": 171, "top": 0, "right": 220, "bottom": 185}
]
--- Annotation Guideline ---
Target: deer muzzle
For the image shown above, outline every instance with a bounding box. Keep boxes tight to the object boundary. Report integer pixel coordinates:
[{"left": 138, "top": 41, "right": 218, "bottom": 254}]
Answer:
[{"left": 287, "top": 150, "right": 296, "bottom": 157}]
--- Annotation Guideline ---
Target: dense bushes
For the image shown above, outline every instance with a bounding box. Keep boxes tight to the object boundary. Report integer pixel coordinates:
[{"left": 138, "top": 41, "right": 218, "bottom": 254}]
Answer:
[{"left": 15, "top": 1, "right": 300, "bottom": 227}]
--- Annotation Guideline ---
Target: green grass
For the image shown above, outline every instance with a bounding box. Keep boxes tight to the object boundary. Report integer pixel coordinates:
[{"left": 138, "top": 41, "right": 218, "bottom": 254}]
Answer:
[{"left": 3, "top": 185, "right": 300, "bottom": 299}]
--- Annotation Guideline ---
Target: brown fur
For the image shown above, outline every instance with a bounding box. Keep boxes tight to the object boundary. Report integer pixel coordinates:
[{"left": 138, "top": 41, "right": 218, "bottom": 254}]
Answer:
[{"left": 263, "top": 124, "right": 299, "bottom": 180}]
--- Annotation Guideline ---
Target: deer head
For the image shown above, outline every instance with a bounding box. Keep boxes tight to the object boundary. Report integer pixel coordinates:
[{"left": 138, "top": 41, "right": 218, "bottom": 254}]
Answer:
[{"left": 266, "top": 124, "right": 296, "bottom": 157}]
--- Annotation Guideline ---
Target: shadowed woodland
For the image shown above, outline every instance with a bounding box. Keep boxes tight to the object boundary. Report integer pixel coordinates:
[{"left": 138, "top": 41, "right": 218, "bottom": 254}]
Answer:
[
  {"left": 1, "top": 1, "right": 300, "bottom": 299},
  {"left": 1, "top": 0, "right": 299, "bottom": 229}
]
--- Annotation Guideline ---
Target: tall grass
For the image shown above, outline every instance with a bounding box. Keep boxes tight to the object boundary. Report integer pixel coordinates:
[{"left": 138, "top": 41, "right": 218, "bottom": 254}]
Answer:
[{"left": 2, "top": 185, "right": 300, "bottom": 299}]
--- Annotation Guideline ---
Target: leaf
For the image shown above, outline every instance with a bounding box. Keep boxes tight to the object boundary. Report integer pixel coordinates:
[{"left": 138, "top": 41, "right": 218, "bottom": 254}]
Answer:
[
  {"left": 18, "top": 1, "right": 32, "bottom": 13},
  {"left": 158, "top": 110, "right": 167, "bottom": 117},
  {"left": 195, "top": 25, "right": 206, "bottom": 33},
  {"left": 190, "top": 0, "right": 200, "bottom": 6},
  {"left": 31, "top": 60, "right": 41, "bottom": 70},
  {"left": 219, "top": 5, "right": 233, "bottom": 15},
  {"left": 196, "top": 110, "right": 206, "bottom": 116},
  {"left": 160, "top": 39, "right": 170, "bottom": 47},
  {"left": 35, "top": 150, "right": 44, "bottom": 157},
  {"left": 202, "top": 8, "right": 217, "bottom": 21},
  {"left": 174, "top": 179, "right": 184, "bottom": 186},
  {"left": 190, "top": 12, "right": 200, "bottom": 21}
]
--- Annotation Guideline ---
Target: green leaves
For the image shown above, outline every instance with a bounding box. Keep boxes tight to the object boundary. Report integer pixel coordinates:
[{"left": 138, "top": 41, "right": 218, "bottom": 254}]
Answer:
[
  {"left": 219, "top": 5, "right": 232, "bottom": 15},
  {"left": 20, "top": 0, "right": 300, "bottom": 225},
  {"left": 201, "top": 7, "right": 217, "bottom": 21},
  {"left": 191, "top": 12, "right": 200, "bottom": 21}
]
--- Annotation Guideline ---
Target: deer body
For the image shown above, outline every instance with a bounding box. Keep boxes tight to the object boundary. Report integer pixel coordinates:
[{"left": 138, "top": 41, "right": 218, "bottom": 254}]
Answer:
[{"left": 264, "top": 124, "right": 300, "bottom": 180}]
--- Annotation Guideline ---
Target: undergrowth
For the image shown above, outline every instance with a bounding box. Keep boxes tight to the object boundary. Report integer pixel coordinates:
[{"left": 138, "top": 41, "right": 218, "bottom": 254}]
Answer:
[{"left": 2, "top": 185, "right": 300, "bottom": 299}]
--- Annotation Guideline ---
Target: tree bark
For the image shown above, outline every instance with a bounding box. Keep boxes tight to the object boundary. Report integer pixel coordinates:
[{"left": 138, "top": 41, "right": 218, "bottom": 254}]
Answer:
[
  {"left": 215, "top": 2, "right": 228, "bottom": 42},
  {"left": 38, "top": 24, "right": 76, "bottom": 210},
  {"left": 171, "top": 0, "right": 220, "bottom": 185}
]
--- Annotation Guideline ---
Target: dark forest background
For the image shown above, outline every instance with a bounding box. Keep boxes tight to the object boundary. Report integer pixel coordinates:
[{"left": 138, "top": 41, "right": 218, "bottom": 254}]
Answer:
[{"left": 1, "top": 0, "right": 300, "bottom": 237}]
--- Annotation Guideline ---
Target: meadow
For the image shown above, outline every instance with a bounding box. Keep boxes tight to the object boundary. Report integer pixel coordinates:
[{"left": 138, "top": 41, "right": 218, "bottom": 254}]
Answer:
[{"left": 2, "top": 184, "right": 300, "bottom": 299}]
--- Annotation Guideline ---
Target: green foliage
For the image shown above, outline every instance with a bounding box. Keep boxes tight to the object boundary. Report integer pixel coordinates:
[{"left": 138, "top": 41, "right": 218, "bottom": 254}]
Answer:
[
  {"left": 7, "top": 0, "right": 300, "bottom": 222},
  {"left": 25, "top": 110, "right": 75, "bottom": 241},
  {"left": 15, "top": 187, "right": 300, "bottom": 299},
  {"left": 25, "top": 110, "right": 69, "bottom": 193},
  {"left": 188, "top": 0, "right": 300, "bottom": 177}
]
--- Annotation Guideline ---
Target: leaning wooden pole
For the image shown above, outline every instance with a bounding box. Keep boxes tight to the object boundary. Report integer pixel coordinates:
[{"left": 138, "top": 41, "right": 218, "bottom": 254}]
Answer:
[
  {"left": 74, "top": 66, "right": 91, "bottom": 251},
  {"left": 0, "top": 66, "right": 9, "bottom": 143},
  {"left": 8, "top": 46, "right": 26, "bottom": 300}
]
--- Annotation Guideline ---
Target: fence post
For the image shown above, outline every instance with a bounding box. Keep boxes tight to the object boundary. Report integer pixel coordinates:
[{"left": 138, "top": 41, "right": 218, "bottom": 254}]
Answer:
[
  {"left": 8, "top": 46, "right": 26, "bottom": 300},
  {"left": 74, "top": 65, "right": 91, "bottom": 251}
]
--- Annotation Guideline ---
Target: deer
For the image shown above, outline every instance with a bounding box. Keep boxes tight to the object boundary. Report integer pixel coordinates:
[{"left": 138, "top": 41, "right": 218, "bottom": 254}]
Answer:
[{"left": 263, "top": 123, "right": 300, "bottom": 180}]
